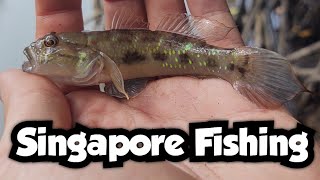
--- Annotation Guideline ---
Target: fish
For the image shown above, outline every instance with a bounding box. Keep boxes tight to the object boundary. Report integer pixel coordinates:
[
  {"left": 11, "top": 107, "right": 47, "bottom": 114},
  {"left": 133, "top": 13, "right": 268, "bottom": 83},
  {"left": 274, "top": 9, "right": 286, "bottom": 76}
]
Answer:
[{"left": 22, "top": 12, "right": 306, "bottom": 108}]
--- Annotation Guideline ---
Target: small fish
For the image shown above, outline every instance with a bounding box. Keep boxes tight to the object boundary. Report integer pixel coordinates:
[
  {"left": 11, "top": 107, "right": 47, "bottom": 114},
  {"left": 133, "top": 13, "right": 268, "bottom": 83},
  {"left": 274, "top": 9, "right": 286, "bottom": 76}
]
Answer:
[{"left": 22, "top": 12, "right": 305, "bottom": 108}]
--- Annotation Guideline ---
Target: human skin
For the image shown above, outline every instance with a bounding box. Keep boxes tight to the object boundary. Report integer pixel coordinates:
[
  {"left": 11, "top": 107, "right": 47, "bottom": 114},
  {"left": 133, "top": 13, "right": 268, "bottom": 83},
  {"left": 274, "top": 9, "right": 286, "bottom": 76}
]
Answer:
[{"left": 0, "top": 0, "right": 319, "bottom": 179}]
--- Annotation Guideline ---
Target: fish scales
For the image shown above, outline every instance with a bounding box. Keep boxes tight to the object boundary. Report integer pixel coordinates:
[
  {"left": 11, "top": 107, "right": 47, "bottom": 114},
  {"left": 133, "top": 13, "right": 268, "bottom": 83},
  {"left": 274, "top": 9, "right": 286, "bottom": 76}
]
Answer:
[
  {"left": 23, "top": 29, "right": 305, "bottom": 108},
  {"left": 82, "top": 30, "right": 238, "bottom": 80}
]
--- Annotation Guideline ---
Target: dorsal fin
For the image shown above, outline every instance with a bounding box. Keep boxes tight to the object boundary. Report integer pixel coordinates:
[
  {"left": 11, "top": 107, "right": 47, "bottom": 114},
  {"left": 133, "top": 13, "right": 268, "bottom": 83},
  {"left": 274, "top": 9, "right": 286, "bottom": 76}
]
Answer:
[
  {"left": 156, "top": 14, "right": 235, "bottom": 42},
  {"left": 111, "top": 9, "right": 149, "bottom": 30}
]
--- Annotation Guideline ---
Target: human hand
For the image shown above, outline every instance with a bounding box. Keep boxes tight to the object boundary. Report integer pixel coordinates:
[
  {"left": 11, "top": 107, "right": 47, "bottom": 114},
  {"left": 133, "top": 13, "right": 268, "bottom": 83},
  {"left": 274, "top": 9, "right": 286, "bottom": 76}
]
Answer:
[{"left": 0, "top": 0, "right": 319, "bottom": 179}]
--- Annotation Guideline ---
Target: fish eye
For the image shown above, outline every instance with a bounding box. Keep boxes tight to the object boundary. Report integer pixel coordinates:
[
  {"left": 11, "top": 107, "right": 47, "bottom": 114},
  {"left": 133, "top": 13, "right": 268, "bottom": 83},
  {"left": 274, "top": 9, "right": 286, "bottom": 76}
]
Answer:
[{"left": 44, "top": 35, "right": 59, "bottom": 47}]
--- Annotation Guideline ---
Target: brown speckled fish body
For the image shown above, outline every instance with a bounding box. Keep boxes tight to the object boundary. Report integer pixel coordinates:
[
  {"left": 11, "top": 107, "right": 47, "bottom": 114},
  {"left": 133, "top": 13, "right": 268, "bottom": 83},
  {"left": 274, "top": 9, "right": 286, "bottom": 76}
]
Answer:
[
  {"left": 22, "top": 14, "right": 305, "bottom": 108},
  {"left": 60, "top": 30, "right": 242, "bottom": 81}
]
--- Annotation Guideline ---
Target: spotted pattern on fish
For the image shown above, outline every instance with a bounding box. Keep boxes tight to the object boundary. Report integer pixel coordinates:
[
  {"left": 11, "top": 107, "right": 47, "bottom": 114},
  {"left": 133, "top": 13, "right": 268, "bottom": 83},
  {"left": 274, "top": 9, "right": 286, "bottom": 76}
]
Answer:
[
  {"left": 22, "top": 21, "right": 305, "bottom": 110},
  {"left": 238, "top": 67, "right": 247, "bottom": 77},
  {"left": 207, "top": 58, "right": 218, "bottom": 67},
  {"left": 229, "top": 63, "right": 235, "bottom": 71},
  {"left": 243, "top": 55, "right": 250, "bottom": 66},
  {"left": 153, "top": 52, "right": 167, "bottom": 62},
  {"left": 179, "top": 54, "right": 190, "bottom": 64},
  {"left": 122, "top": 51, "right": 145, "bottom": 64}
]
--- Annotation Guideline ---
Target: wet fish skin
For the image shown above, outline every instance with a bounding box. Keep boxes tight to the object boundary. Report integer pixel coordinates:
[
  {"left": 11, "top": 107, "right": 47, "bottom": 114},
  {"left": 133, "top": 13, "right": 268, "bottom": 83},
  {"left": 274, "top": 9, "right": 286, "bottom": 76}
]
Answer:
[
  {"left": 58, "top": 30, "right": 240, "bottom": 80},
  {"left": 22, "top": 30, "right": 305, "bottom": 108}
]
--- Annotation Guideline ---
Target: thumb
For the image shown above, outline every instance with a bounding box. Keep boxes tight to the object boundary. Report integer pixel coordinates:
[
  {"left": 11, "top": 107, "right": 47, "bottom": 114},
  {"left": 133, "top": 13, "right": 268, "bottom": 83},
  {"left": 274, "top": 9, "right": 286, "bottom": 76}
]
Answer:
[{"left": 0, "top": 69, "right": 72, "bottom": 150}]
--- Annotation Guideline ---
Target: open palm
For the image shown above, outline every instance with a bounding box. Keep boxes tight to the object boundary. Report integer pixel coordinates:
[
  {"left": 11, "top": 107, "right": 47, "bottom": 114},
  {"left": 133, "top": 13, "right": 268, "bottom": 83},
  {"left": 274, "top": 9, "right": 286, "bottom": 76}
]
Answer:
[{"left": 0, "top": 0, "right": 319, "bottom": 180}]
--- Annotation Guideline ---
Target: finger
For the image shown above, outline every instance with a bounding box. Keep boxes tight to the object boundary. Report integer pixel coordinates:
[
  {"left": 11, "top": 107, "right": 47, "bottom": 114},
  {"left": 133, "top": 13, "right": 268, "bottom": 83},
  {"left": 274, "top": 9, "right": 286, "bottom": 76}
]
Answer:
[
  {"left": 36, "top": 0, "right": 83, "bottom": 38},
  {"left": 66, "top": 90, "right": 138, "bottom": 129},
  {"left": 187, "top": 0, "right": 244, "bottom": 47},
  {"left": 104, "top": 0, "right": 148, "bottom": 30},
  {"left": 0, "top": 70, "right": 72, "bottom": 147},
  {"left": 144, "top": 0, "right": 186, "bottom": 30}
]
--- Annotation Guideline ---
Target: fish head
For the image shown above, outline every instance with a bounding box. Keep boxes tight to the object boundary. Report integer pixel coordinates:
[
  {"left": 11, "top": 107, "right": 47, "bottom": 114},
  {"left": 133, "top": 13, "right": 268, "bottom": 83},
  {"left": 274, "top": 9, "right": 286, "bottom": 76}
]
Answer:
[{"left": 22, "top": 32, "right": 104, "bottom": 85}]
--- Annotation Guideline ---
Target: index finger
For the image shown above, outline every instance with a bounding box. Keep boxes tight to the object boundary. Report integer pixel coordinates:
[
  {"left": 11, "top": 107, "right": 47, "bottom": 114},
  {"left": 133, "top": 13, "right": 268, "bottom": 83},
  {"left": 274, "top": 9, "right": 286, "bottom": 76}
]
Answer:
[{"left": 36, "top": 0, "right": 83, "bottom": 38}]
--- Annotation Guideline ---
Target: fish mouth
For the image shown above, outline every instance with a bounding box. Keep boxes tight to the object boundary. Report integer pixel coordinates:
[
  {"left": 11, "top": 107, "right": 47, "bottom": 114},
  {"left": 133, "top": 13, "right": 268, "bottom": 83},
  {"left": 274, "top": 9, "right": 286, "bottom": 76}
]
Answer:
[{"left": 22, "top": 46, "right": 37, "bottom": 72}]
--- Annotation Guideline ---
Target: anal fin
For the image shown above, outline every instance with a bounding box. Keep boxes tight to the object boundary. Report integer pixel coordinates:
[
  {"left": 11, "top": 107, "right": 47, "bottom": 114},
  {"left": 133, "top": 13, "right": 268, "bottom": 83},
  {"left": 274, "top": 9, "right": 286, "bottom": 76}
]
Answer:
[{"left": 105, "top": 78, "right": 150, "bottom": 99}]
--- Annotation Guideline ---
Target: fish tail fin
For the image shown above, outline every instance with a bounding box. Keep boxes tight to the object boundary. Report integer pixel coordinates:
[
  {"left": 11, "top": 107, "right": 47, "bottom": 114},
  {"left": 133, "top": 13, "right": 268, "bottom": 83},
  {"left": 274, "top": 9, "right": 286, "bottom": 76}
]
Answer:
[
  {"left": 232, "top": 47, "right": 306, "bottom": 108},
  {"left": 307, "top": 87, "right": 320, "bottom": 98}
]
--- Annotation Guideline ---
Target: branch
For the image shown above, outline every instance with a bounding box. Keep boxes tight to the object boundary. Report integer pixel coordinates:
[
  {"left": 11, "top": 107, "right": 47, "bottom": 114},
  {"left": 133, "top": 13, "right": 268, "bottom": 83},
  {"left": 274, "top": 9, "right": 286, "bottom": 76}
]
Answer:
[
  {"left": 241, "top": 0, "right": 264, "bottom": 43},
  {"left": 287, "top": 41, "right": 320, "bottom": 62}
]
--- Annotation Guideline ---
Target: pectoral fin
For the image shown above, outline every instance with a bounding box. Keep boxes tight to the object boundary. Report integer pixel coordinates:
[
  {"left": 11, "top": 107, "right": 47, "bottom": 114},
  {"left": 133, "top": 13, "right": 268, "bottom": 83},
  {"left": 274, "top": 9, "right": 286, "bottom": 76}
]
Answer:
[
  {"left": 105, "top": 78, "right": 149, "bottom": 99},
  {"left": 99, "top": 52, "right": 129, "bottom": 99}
]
